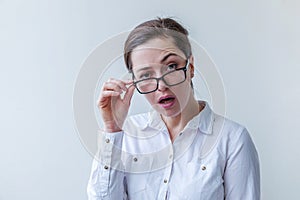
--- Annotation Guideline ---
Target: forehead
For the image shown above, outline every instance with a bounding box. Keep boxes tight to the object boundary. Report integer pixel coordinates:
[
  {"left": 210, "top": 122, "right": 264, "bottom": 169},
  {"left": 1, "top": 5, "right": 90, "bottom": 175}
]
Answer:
[{"left": 130, "top": 38, "right": 186, "bottom": 68}]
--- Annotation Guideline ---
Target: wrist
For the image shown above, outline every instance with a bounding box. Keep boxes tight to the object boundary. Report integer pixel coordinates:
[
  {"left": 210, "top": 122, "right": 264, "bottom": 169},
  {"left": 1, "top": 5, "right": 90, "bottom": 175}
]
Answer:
[{"left": 104, "top": 123, "right": 122, "bottom": 133}]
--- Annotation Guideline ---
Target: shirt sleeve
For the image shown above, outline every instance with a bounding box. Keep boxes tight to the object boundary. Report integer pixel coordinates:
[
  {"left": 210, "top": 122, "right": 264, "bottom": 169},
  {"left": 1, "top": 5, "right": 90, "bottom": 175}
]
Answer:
[
  {"left": 223, "top": 127, "right": 260, "bottom": 200},
  {"left": 87, "top": 131, "right": 127, "bottom": 200}
]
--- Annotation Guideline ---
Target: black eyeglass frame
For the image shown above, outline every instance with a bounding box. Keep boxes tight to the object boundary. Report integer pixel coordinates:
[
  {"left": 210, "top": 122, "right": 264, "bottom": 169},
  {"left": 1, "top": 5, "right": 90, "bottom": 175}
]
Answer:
[{"left": 132, "top": 59, "right": 190, "bottom": 94}]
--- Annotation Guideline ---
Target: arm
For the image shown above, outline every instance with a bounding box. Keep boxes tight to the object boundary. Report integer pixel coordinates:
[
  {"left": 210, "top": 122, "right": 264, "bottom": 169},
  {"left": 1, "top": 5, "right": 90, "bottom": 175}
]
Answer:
[
  {"left": 223, "top": 128, "right": 260, "bottom": 200},
  {"left": 87, "top": 131, "right": 127, "bottom": 200},
  {"left": 87, "top": 78, "right": 135, "bottom": 199}
]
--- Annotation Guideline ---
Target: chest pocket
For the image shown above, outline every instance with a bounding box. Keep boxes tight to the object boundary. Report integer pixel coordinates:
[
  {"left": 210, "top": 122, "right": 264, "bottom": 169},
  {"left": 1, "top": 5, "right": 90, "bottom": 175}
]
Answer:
[
  {"left": 178, "top": 156, "right": 225, "bottom": 200},
  {"left": 178, "top": 114, "right": 225, "bottom": 199},
  {"left": 124, "top": 154, "right": 154, "bottom": 199}
]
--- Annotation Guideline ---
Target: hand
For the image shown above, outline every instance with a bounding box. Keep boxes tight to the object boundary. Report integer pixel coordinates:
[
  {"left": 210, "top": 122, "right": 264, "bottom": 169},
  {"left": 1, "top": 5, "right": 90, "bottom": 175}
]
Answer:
[{"left": 97, "top": 78, "right": 135, "bottom": 132}]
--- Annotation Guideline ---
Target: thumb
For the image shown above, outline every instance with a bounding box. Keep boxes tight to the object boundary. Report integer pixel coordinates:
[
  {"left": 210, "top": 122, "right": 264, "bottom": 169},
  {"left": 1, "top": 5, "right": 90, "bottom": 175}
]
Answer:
[{"left": 123, "top": 84, "right": 135, "bottom": 105}]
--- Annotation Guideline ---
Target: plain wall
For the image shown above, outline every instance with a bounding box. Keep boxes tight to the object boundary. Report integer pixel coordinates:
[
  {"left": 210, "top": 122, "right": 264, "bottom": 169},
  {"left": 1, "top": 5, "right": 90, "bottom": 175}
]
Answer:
[{"left": 0, "top": 0, "right": 299, "bottom": 199}]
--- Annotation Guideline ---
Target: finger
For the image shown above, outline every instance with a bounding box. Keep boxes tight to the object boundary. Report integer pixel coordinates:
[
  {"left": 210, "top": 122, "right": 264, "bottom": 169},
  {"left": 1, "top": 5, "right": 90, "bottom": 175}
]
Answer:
[
  {"left": 98, "top": 90, "right": 121, "bottom": 100},
  {"left": 108, "top": 78, "right": 129, "bottom": 91},
  {"left": 124, "top": 80, "right": 134, "bottom": 88},
  {"left": 102, "top": 82, "right": 123, "bottom": 93},
  {"left": 97, "top": 90, "right": 121, "bottom": 107},
  {"left": 101, "top": 90, "right": 122, "bottom": 98},
  {"left": 123, "top": 84, "right": 135, "bottom": 105}
]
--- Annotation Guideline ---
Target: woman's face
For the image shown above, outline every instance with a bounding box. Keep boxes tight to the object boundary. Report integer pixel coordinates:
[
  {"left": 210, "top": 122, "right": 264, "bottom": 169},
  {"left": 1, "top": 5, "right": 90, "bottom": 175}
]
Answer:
[{"left": 130, "top": 37, "right": 194, "bottom": 117}]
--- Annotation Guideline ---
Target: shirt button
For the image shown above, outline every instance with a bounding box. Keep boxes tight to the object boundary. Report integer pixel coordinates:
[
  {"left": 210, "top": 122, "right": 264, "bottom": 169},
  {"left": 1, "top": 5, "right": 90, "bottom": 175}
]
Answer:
[
  {"left": 105, "top": 138, "right": 110, "bottom": 143},
  {"left": 164, "top": 179, "right": 168, "bottom": 183},
  {"left": 104, "top": 165, "right": 109, "bottom": 170},
  {"left": 201, "top": 165, "right": 206, "bottom": 171},
  {"left": 133, "top": 157, "right": 138, "bottom": 162},
  {"left": 169, "top": 154, "right": 173, "bottom": 159}
]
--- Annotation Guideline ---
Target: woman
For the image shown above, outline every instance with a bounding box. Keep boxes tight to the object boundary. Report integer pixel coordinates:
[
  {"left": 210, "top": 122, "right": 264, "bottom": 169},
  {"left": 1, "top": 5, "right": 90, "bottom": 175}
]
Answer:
[{"left": 87, "top": 18, "right": 260, "bottom": 200}]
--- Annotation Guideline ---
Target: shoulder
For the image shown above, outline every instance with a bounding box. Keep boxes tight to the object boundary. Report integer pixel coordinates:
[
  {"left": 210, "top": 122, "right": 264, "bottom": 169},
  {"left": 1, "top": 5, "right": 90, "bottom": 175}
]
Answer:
[
  {"left": 215, "top": 114, "right": 247, "bottom": 138},
  {"left": 214, "top": 114, "right": 257, "bottom": 157}
]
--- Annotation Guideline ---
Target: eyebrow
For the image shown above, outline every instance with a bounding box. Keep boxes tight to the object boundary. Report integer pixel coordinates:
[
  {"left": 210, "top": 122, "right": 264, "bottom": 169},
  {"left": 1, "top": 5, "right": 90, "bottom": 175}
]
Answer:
[
  {"left": 135, "top": 66, "right": 152, "bottom": 73},
  {"left": 160, "top": 53, "right": 178, "bottom": 63},
  {"left": 134, "top": 53, "right": 180, "bottom": 73}
]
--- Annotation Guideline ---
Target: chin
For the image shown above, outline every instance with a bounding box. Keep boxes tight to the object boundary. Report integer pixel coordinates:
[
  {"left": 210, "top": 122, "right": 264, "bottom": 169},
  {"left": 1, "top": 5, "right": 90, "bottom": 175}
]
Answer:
[{"left": 152, "top": 104, "right": 181, "bottom": 118}]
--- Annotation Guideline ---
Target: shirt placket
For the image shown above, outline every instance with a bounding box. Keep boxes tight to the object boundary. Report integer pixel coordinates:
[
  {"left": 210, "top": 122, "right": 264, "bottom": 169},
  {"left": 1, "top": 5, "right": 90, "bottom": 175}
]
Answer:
[{"left": 158, "top": 144, "right": 174, "bottom": 200}]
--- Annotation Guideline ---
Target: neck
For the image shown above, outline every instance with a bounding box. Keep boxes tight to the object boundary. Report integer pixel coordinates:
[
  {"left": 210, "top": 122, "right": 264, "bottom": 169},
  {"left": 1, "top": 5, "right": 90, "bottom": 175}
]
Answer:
[{"left": 161, "top": 97, "right": 203, "bottom": 142}]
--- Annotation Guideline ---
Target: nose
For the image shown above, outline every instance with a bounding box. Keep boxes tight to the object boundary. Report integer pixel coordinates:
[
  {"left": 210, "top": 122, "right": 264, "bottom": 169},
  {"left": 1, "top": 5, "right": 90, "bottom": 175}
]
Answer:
[{"left": 157, "top": 78, "right": 168, "bottom": 91}]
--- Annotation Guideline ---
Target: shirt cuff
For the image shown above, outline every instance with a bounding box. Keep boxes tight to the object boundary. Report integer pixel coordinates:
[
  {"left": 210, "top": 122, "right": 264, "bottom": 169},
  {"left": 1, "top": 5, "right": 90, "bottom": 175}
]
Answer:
[
  {"left": 96, "top": 129, "right": 124, "bottom": 170},
  {"left": 98, "top": 129, "right": 123, "bottom": 149}
]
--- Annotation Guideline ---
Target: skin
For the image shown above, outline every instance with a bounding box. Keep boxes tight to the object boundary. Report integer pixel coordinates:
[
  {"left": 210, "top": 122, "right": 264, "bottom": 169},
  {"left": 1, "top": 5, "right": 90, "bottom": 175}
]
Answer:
[{"left": 98, "top": 37, "right": 203, "bottom": 142}]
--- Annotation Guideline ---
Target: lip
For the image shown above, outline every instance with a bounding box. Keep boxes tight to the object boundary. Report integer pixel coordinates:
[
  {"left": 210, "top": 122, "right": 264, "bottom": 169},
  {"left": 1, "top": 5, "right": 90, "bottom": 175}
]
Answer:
[
  {"left": 158, "top": 95, "right": 176, "bottom": 109},
  {"left": 158, "top": 95, "right": 175, "bottom": 102}
]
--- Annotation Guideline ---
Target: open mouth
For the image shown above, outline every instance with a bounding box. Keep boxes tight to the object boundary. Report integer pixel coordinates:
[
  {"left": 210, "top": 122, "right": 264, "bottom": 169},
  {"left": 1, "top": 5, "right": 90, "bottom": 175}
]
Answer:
[
  {"left": 158, "top": 96, "right": 176, "bottom": 109},
  {"left": 159, "top": 96, "right": 175, "bottom": 104}
]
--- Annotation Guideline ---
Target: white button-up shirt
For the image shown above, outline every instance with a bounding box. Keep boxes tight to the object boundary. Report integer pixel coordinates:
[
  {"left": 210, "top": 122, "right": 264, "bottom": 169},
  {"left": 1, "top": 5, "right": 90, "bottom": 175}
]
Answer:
[{"left": 87, "top": 101, "right": 260, "bottom": 200}]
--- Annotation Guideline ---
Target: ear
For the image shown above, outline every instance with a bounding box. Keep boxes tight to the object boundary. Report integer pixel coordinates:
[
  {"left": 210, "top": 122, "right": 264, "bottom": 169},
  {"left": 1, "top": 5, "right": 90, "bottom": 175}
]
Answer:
[{"left": 189, "top": 55, "right": 195, "bottom": 78}]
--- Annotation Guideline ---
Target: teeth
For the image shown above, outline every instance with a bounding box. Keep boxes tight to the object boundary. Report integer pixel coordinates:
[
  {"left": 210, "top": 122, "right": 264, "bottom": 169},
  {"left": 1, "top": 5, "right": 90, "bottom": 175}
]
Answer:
[{"left": 160, "top": 98, "right": 173, "bottom": 103}]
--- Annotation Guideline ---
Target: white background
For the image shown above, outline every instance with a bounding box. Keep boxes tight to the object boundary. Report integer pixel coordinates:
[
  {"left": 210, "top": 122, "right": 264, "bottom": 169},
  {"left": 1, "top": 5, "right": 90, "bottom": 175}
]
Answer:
[{"left": 0, "top": 0, "right": 299, "bottom": 199}]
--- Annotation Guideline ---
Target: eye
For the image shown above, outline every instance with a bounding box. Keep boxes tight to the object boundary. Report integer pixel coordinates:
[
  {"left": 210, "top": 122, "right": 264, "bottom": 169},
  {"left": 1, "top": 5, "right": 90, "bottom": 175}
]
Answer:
[
  {"left": 167, "top": 63, "right": 178, "bottom": 71},
  {"left": 138, "top": 72, "right": 152, "bottom": 79}
]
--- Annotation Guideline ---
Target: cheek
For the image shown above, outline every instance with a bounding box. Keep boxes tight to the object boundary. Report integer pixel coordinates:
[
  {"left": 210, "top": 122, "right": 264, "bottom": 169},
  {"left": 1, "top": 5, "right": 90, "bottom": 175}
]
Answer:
[
  {"left": 173, "top": 81, "right": 191, "bottom": 95},
  {"left": 172, "top": 81, "right": 193, "bottom": 104},
  {"left": 144, "top": 93, "right": 156, "bottom": 104}
]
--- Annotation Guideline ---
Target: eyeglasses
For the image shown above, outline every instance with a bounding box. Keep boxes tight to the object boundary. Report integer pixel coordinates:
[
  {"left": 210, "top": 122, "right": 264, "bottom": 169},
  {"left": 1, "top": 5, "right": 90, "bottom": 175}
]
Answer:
[{"left": 132, "top": 60, "right": 189, "bottom": 94}]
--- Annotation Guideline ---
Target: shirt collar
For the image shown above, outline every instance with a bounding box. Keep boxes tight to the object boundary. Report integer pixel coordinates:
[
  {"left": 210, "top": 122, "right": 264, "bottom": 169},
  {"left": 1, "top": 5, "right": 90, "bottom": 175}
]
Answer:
[{"left": 144, "top": 101, "right": 214, "bottom": 135}]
